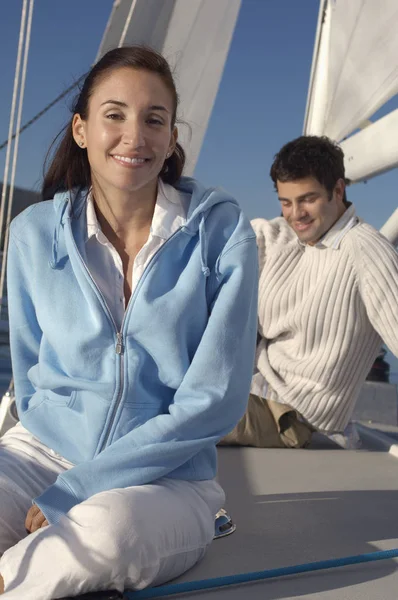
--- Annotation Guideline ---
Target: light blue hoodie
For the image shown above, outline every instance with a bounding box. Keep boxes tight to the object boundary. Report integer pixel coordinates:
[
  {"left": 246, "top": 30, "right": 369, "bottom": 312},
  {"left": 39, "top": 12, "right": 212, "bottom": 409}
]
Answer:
[{"left": 7, "top": 177, "right": 258, "bottom": 524}]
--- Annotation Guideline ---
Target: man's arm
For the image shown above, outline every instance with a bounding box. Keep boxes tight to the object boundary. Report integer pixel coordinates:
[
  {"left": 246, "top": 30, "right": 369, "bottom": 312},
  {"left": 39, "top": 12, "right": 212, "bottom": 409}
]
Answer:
[
  {"left": 250, "top": 218, "right": 269, "bottom": 377},
  {"left": 354, "top": 226, "right": 398, "bottom": 356},
  {"left": 250, "top": 218, "right": 268, "bottom": 274}
]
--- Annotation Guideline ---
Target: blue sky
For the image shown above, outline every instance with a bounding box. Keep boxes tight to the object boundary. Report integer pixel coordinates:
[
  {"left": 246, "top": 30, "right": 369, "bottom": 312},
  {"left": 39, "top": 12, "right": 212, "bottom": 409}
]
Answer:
[
  {"left": 1, "top": 0, "right": 397, "bottom": 225},
  {"left": 1, "top": 0, "right": 397, "bottom": 377}
]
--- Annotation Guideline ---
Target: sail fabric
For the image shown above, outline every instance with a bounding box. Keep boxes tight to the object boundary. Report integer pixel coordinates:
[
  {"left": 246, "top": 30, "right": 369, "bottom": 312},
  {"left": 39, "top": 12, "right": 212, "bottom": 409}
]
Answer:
[
  {"left": 340, "top": 108, "right": 398, "bottom": 182},
  {"left": 96, "top": 0, "right": 242, "bottom": 175},
  {"left": 304, "top": 0, "right": 398, "bottom": 142},
  {"left": 380, "top": 207, "right": 398, "bottom": 246}
]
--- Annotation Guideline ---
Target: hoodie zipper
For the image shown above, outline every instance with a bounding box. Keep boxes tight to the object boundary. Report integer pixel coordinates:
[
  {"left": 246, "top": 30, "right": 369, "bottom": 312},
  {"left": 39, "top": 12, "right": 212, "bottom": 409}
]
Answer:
[
  {"left": 99, "top": 227, "right": 188, "bottom": 450},
  {"left": 68, "top": 228, "right": 126, "bottom": 453},
  {"left": 116, "top": 332, "right": 124, "bottom": 355},
  {"left": 67, "top": 219, "right": 185, "bottom": 452}
]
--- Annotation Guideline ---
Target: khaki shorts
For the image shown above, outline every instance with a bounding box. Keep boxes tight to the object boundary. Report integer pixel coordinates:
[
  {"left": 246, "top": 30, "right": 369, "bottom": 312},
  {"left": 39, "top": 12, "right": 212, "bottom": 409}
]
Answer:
[{"left": 219, "top": 394, "right": 313, "bottom": 449}]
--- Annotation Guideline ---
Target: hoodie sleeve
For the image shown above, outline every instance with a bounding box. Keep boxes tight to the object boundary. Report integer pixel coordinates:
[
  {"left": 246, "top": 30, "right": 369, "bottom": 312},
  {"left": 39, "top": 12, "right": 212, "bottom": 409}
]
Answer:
[
  {"left": 35, "top": 235, "right": 259, "bottom": 524},
  {"left": 7, "top": 228, "right": 43, "bottom": 410}
]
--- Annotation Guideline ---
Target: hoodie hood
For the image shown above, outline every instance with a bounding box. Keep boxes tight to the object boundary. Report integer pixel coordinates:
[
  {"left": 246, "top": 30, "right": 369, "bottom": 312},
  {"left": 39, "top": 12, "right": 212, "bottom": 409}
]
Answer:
[
  {"left": 50, "top": 177, "right": 240, "bottom": 275},
  {"left": 174, "top": 176, "right": 239, "bottom": 230}
]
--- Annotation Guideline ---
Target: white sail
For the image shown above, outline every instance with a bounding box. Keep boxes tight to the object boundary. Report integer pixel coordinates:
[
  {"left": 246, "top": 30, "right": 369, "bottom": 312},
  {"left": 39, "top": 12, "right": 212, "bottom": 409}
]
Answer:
[
  {"left": 303, "top": 0, "right": 331, "bottom": 137},
  {"left": 304, "top": 0, "right": 398, "bottom": 142},
  {"left": 304, "top": 0, "right": 398, "bottom": 244},
  {"left": 380, "top": 208, "right": 398, "bottom": 245},
  {"left": 341, "top": 108, "right": 398, "bottom": 245},
  {"left": 96, "top": 0, "right": 242, "bottom": 175},
  {"left": 340, "top": 109, "right": 398, "bottom": 183}
]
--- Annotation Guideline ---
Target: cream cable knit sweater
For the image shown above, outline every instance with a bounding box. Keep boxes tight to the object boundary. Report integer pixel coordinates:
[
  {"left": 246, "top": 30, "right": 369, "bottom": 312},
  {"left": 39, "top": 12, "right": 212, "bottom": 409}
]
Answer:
[{"left": 252, "top": 208, "right": 398, "bottom": 432}]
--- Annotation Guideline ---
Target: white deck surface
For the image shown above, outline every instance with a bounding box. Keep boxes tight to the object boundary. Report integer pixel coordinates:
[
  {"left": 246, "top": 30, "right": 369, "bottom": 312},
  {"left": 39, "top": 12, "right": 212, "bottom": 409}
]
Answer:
[{"left": 171, "top": 433, "right": 398, "bottom": 599}]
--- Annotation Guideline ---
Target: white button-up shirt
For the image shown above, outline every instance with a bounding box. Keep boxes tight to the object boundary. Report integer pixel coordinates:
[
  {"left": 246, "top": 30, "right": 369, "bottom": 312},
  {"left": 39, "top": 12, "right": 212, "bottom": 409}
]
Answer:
[{"left": 85, "top": 180, "right": 188, "bottom": 330}]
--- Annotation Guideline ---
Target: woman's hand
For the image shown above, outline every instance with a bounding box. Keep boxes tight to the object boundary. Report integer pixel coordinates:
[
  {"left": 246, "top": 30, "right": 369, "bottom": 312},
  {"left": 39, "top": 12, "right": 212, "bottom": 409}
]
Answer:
[{"left": 25, "top": 504, "right": 49, "bottom": 533}]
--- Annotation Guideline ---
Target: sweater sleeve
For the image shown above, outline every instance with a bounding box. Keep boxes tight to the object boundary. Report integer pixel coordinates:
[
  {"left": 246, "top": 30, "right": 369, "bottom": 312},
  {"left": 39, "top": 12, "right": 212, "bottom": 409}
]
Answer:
[
  {"left": 250, "top": 218, "right": 267, "bottom": 274},
  {"left": 354, "top": 227, "right": 398, "bottom": 356},
  {"left": 250, "top": 218, "right": 268, "bottom": 374},
  {"left": 35, "top": 236, "right": 259, "bottom": 524}
]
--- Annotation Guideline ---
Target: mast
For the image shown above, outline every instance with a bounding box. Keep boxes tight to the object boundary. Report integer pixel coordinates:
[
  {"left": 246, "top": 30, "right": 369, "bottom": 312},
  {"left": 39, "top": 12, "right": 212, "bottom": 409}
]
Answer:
[{"left": 303, "top": 0, "right": 328, "bottom": 135}]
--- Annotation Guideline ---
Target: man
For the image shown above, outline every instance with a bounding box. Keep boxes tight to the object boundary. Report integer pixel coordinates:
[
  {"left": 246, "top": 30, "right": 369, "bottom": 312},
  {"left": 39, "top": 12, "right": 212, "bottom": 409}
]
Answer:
[{"left": 221, "top": 135, "right": 398, "bottom": 449}]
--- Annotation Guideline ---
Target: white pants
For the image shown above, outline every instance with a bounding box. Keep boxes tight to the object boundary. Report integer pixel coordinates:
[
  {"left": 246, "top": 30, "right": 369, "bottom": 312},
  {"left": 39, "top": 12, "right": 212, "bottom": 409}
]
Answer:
[{"left": 0, "top": 424, "right": 225, "bottom": 599}]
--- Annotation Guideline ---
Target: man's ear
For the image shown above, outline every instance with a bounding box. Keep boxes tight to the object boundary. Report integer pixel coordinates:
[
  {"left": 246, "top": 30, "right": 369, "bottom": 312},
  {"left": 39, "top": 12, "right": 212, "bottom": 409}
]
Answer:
[{"left": 334, "top": 178, "right": 346, "bottom": 203}]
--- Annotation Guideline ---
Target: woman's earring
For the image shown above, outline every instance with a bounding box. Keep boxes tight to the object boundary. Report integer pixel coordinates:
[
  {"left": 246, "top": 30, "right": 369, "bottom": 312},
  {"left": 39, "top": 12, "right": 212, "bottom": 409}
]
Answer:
[{"left": 79, "top": 141, "right": 85, "bottom": 148}]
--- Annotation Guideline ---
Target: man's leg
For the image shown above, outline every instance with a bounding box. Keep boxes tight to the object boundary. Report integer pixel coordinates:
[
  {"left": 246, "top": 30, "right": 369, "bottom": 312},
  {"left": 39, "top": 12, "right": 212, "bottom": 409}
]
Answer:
[
  {"left": 268, "top": 399, "right": 313, "bottom": 448},
  {"left": 218, "top": 393, "right": 286, "bottom": 447},
  {"left": 0, "top": 478, "right": 225, "bottom": 599},
  {"left": 219, "top": 394, "right": 312, "bottom": 448}
]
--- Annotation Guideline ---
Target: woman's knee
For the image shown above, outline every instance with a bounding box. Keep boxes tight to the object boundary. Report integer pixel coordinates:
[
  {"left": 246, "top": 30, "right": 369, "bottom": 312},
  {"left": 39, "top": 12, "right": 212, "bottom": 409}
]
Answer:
[{"left": 65, "top": 488, "right": 149, "bottom": 552}]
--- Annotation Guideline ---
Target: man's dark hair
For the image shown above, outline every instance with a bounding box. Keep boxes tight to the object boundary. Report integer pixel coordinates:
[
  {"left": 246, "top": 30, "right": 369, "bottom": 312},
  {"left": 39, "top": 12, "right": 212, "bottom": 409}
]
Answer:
[{"left": 270, "top": 135, "right": 349, "bottom": 205}]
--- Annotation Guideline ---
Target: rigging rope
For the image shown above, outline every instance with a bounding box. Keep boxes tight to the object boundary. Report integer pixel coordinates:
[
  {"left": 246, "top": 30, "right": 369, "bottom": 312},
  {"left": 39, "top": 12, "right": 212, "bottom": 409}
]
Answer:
[
  {"left": 0, "top": 0, "right": 136, "bottom": 155},
  {"left": 127, "top": 547, "right": 398, "bottom": 599},
  {"left": 0, "top": 0, "right": 35, "bottom": 309},
  {"left": 0, "top": 0, "right": 29, "bottom": 261},
  {"left": 0, "top": 75, "right": 85, "bottom": 154}
]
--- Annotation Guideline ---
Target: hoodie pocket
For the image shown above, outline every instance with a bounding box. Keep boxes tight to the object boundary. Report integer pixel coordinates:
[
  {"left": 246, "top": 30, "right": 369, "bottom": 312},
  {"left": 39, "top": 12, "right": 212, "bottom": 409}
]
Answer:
[
  {"left": 25, "top": 389, "right": 76, "bottom": 414},
  {"left": 113, "top": 402, "right": 161, "bottom": 439}
]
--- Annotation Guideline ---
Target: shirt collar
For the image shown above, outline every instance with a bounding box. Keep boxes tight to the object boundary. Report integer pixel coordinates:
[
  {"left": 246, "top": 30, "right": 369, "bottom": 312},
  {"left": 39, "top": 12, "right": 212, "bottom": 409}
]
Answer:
[
  {"left": 86, "top": 179, "right": 187, "bottom": 244},
  {"left": 316, "top": 204, "right": 358, "bottom": 249},
  {"left": 86, "top": 191, "right": 100, "bottom": 241},
  {"left": 150, "top": 179, "right": 187, "bottom": 240}
]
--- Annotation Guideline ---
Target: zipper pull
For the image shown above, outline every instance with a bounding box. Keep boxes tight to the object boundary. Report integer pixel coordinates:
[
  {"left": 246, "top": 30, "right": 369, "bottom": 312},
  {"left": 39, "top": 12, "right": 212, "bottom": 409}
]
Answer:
[{"left": 116, "top": 332, "right": 124, "bottom": 355}]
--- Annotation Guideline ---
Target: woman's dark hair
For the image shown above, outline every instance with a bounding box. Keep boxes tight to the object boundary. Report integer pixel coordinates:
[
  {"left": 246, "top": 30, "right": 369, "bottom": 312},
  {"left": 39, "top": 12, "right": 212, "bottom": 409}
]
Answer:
[
  {"left": 270, "top": 135, "right": 349, "bottom": 206},
  {"left": 42, "top": 45, "right": 185, "bottom": 200}
]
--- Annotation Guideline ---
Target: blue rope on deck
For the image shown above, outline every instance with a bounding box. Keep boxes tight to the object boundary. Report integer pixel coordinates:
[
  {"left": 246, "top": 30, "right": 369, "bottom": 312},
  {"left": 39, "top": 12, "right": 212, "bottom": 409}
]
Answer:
[{"left": 126, "top": 547, "right": 398, "bottom": 599}]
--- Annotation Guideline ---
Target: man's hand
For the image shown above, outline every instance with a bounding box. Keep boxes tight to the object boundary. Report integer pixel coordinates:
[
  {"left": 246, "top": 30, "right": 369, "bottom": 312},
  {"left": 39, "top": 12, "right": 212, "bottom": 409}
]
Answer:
[{"left": 25, "top": 504, "right": 49, "bottom": 533}]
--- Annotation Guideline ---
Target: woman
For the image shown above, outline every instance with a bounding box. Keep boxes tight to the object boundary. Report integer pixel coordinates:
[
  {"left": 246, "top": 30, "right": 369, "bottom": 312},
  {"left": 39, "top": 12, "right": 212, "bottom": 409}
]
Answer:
[{"left": 0, "top": 46, "right": 258, "bottom": 599}]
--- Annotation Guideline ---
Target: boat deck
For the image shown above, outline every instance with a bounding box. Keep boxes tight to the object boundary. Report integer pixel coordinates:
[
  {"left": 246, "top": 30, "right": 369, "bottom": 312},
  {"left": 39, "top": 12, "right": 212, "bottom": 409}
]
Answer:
[{"left": 171, "top": 432, "right": 398, "bottom": 600}]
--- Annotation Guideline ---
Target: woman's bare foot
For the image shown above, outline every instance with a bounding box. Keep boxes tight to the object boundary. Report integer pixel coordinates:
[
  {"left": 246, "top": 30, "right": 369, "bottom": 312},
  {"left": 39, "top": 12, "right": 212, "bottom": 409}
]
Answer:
[{"left": 0, "top": 574, "right": 4, "bottom": 594}]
